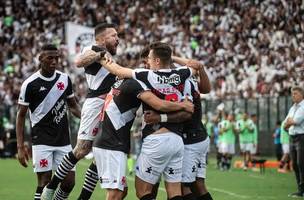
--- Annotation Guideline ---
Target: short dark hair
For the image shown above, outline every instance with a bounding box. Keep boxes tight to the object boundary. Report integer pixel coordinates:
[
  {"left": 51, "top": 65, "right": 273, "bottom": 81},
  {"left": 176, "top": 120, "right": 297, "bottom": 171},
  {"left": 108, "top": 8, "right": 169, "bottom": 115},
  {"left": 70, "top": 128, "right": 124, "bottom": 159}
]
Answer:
[
  {"left": 149, "top": 42, "right": 172, "bottom": 65},
  {"left": 41, "top": 44, "right": 58, "bottom": 51},
  {"left": 140, "top": 45, "right": 150, "bottom": 59},
  {"left": 95, "top": 23, "right": 116, "bottom": 36}
]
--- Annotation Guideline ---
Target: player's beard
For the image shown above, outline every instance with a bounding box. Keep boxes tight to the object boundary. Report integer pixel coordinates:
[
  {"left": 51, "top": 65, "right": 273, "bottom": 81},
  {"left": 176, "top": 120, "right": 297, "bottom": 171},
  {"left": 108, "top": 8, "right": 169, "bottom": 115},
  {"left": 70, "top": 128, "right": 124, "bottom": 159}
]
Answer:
[{"left": 106, "top": 43, "right": 117, "bottom": 55}]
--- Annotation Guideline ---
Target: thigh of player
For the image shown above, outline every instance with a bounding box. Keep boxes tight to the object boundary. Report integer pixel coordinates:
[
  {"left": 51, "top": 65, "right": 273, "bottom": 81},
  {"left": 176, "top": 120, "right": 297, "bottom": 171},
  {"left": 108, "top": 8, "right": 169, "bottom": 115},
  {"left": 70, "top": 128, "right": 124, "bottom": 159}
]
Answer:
[
  {"left": 93, "top": 147, "right": 127, "bottom": 191},
  {"left": 78, "top": 97, "right": 105, "bottom": 141},
  {"left": 53, "top": 145, "right": 76, "bottom": 171},
  {"left": 32, "top": 145, "right": 56, "bottom": 173}
]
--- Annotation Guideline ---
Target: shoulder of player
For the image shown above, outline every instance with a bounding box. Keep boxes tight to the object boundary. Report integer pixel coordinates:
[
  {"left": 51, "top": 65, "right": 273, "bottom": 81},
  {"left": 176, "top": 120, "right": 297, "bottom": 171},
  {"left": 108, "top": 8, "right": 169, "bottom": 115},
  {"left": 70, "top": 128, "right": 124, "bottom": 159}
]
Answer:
[{"left": 21, "top": 71, "right": 41, "bottom": 88}]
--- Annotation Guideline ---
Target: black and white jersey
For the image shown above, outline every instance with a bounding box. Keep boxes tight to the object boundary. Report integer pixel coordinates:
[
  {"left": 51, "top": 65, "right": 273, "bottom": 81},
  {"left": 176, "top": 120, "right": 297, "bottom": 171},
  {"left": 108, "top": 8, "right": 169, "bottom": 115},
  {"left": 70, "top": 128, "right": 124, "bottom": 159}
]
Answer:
[
  {"left": 83, "top": 45, "right": 117, "bottom": 98},
  {"left": 132, "top": 66, "right": 192, "bottom": 138},
  {"left": 18, "top": 70, "right": 74, "bottom": 146},
  {"left": 93, "top": 78, "right": 148, "bottom": 153},
  {"left": 182, "top": 77, "right": 208, "bottom": 145}
]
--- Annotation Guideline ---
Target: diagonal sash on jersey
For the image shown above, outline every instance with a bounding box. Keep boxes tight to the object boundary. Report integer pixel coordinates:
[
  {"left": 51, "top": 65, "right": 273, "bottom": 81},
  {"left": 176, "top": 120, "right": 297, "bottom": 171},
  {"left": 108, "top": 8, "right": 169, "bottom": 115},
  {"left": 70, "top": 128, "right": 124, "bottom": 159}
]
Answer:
[
  {"left": 30, "top": 74, "right": 68, "bottom": 127},
  {"left": 106, "top": 99, "right": 138, "bottom": 130}
]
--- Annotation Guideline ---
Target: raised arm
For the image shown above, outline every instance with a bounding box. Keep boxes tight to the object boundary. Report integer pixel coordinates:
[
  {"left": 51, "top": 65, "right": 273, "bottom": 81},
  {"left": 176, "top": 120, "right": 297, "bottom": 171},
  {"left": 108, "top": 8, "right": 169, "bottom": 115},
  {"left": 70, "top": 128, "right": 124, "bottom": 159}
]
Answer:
[
  {"left": 74, "top": 49, "right": 104, "bottom": 68},
  {"left": 100, "top": 56, "right": 133, "bottom": 78},
  {"left": 172, "top": 56, "right": 199, "bottom": 75}
]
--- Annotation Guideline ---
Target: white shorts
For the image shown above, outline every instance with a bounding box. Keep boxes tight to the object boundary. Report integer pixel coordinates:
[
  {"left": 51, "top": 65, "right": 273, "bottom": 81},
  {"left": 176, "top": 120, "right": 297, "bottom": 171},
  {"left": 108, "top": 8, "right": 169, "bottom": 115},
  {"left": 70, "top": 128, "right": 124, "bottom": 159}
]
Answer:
[
  {"left": 220, "top": 142, "right": 235, "bottom": 155},
  {"left": 32, "top": 145, "right": 74, "bottom": 173},
  {"left": 240, "top": 143, "right": 254, "bottom": 154},
  {"left": 182, "top": 137, "right": 210, "bottom": 183},
  {"left": 282, "top": 144, "right": 290, "bottom": 154},
  {"left": 93, "top": 148, "right": 127, "bottom": 191},
  {"left": 78, "top": 97, "right": 105, "bottom": 141},
  {"left": 136, "top": 132, "right": 184, "bottom": 184},
  {"left": 251, "top": 144, "right": 257, "bottom": 155}
]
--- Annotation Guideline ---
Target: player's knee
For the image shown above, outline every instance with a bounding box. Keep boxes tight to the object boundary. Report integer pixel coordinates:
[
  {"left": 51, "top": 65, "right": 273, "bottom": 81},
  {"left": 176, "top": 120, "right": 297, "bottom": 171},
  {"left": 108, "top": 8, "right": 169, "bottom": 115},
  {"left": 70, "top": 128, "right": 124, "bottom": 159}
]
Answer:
[
  {"left": 122, "top": 187, "right": 128, "bottom": 199},
  {"left": 107, "top": 189, "right": 123, "bottom": 200}
]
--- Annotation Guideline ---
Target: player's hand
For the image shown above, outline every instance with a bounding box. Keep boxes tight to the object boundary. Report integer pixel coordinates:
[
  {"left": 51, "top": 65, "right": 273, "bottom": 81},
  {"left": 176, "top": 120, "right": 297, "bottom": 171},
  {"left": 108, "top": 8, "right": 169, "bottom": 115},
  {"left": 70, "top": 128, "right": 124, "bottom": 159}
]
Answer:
[
  {"left": 17, "top": 145, "right": 29, "bottom": 168},
  {"left": 181, "top": 97, "right": 194, "bottom": 113},
  {"left": 186, "top": 59, "right": 202, "bottom": 70},
  {"left": 144, "top": 110, "right": 161, "bottom": 124},
  {"left": 103, "top": 52, "right": 114, "bottom": 63}
]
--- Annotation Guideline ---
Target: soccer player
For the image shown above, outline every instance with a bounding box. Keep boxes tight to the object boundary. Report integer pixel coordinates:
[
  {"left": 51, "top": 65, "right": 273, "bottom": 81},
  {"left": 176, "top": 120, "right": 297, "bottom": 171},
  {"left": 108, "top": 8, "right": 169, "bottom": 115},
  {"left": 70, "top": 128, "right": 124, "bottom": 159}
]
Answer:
[
  {"left": 236, "top": 113, "right": 254, "bottom": 170},
  {"left": 93, "top": 76, "right": 194, "bottom": 200},
  {"left": 144, "top": 61, "right": 213, "bottom": 199},
  {"left": 218, "top": 113, "right": 235, "bottom": 171},
  {"left": 42, "top": 23, "right": 119, "bottom": 200},
  {"left": 98, "top": 42, "right": 201, "bottom": 200},
  {"left": 16, "top": 44, "right": 81, "bottom": 200}
]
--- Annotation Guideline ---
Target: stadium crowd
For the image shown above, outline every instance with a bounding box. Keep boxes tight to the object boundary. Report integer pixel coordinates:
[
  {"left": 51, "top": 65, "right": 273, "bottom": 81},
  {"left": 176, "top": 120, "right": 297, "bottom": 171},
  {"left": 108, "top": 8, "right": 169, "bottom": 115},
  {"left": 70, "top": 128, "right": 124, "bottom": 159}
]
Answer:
[{"left": 0, "top": 0, "right": 304, "bottom": 154}]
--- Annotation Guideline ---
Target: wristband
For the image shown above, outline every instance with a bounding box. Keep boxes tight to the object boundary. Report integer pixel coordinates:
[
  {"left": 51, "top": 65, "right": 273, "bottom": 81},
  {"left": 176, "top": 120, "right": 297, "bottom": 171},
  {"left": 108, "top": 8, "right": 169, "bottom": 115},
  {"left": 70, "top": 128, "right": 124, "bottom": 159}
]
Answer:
[{"left": 160, "top": 114, "right": 168, "bottom": 123}]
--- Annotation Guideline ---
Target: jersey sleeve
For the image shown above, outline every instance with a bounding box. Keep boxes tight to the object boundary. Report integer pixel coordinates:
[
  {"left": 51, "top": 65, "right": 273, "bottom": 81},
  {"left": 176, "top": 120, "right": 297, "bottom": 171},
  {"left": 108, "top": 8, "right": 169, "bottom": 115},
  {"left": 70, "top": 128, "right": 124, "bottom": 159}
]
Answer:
[
  {"left": 66, "top": 76, "right": 74, "bottom": 99},
  {"left": 132, "top": 68, "right": 150, "bottom": 83},
  {"left": 18, "top": 81, "right": 31, "bottom": 106},
  {"left": 128, "top": 79, "right": 149, "bottom": 98},
  {"left": 183, "top": 78, "right": 193, "bottom": 102},
  {"left": 176, "top": 66, "right": 193, "bottom": 80}
]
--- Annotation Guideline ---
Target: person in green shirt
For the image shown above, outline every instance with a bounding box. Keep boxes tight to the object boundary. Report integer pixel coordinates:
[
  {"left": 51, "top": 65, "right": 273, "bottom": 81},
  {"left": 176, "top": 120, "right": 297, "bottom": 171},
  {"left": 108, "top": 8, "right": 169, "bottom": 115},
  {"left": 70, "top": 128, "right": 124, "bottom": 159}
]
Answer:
[
  {"left": 219, "top": 113, "right": 235, "bottom": 170},
  {"left": 236, "top": 113, "right": 255, "bottom": 170},
  {"left": 278, "top": 122, "right": 291, "bottom": 173}
]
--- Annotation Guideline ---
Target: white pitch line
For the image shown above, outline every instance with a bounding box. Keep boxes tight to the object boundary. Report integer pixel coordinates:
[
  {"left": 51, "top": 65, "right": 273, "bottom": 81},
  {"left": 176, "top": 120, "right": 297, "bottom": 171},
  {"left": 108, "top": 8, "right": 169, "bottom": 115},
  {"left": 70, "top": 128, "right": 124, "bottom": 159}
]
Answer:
[
  {"left": 249, "top": 174, "right": 265, "bottom": 179},
  {"left": 208, "top": 187, "right": 250, "bottom": 199}
]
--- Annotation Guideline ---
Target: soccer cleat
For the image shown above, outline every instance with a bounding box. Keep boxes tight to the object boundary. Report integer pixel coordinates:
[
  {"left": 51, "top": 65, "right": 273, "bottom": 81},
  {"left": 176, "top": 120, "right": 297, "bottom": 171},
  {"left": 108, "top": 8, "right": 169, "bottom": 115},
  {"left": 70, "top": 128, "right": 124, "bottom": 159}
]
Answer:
[
  {"left": 288, "top": 192, "right": 303, "bottom": 198},
  {"left": 41, "top": 186, "right": 55, "bottom": 200}
]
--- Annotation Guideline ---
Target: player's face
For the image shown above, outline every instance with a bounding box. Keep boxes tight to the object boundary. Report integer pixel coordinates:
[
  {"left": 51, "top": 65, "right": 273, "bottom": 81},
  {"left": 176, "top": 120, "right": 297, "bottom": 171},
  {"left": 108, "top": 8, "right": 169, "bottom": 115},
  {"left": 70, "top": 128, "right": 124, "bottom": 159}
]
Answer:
[
  {"left": 147, "top": 50, "right": 160, "bottom": 70},
  {"left": 103, "top": 28, "right": 119, "bottom": 55},
  {"left": 292, "top": 90, "right": 303, "bottom": 103},
  {"left": 39, "top": 50, "right": 59, "bottom": 75}
]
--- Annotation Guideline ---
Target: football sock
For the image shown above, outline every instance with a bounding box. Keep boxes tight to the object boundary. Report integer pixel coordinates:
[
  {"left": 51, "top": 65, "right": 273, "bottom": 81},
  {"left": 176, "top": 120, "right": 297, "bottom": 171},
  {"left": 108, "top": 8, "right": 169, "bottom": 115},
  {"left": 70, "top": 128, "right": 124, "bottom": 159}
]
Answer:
[
  {"left": 48, "top": 151, "right": 79, "bottom": 190},
  {"left": 77, "top": 162, "right": 98, "bottom": 200},
  {"left": 34, "top": 186, "right": 43, "bottom": 200},
  {"left": 197, "top": 192, "right": 213, "bottom": 200},
  {"left": 54, "top": 187, "right": 69, "bottom": 200}
]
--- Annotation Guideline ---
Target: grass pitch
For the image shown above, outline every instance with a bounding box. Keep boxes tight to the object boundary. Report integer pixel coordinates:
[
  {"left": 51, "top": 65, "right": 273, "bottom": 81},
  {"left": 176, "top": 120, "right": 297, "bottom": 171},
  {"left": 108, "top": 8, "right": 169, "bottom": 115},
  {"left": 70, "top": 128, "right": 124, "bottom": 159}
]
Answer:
[{"left": 0, "top": 157, "right": 296, "bottom": 200}]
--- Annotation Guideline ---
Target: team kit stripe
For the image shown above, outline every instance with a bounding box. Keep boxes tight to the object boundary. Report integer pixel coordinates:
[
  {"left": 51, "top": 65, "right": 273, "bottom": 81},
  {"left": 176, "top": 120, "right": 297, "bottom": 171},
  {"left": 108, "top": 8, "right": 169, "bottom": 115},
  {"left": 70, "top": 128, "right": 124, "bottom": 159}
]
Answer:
[
  {"left": 105, "top": 99, "right": 138, "bottom": 130},
  {"left": 30, "top": 74, "right": 69, "bottom": 127}
]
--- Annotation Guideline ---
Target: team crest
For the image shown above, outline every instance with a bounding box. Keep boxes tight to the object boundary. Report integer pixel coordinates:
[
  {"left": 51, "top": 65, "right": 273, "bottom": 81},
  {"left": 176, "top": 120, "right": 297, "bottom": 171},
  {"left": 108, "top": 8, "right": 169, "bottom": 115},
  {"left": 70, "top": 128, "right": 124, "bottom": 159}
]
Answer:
[
  {"left": 39, "top": 159, "right": 48, "bottom": 168},
  {"left": 57, "top": 82, "right": 65, "bottom": 90}
]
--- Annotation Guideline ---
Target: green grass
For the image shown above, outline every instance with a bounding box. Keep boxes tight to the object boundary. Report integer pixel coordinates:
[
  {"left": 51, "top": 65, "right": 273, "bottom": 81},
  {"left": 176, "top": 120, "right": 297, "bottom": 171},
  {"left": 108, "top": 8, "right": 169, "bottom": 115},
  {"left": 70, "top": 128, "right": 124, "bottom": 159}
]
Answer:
[{"left": 0, "top": 157, "right": 296, "bottom": 200}]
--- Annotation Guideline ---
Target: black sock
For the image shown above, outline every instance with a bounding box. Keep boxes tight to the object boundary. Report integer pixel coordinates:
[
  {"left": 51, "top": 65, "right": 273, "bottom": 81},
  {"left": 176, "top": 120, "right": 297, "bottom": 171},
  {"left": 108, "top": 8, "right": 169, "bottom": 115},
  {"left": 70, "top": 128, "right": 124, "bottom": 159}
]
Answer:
[
  {"left": 197, "top": 192, "right": 213, "bottom": 200},
  {"left": 227, "top": 156, "right": 232, "bottom": 170},
  {"left": 54, "top": 187, "right": 70, "bottom": 200},
  {"left": 183, "top": 193, "right": 196, "bottom": 200},
  {"left": 34, "top": 186, "right": 43, "bottom": 200},
  {"left": 48, "top": 151, "right": 79, "bottom": 190},
  {"left": 77, "top": 162, "right": 99, "bottom": 200},
  {"left": 140, "top": 193, "right": 155, "bottom": 200},
  {"left": 169, "top": 195, "right": 183, "bottom": 200}
]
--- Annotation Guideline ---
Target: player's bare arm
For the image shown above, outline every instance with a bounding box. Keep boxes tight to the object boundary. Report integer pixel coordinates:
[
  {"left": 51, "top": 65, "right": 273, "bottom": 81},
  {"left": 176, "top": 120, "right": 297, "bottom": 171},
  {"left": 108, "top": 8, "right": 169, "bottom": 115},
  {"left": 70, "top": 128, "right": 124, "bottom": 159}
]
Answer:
[
  {"left": 144, "top": 110, "right": 192, "bottom": 124},
  {"left": 100, "top": 53, "right": 133, "bottom": 78},
  {"left": 172, "top": 56, "right": 211, "bottom": 93},
  {"left": 138, "top": 91, "right": 194, "bottom": 113},
  {"left": 171, "top": 55, "right": 200, "bottom": 75},
  {"left": 74, "top": 49, "right": 105, "bottom": 68},
  {"left": 16, "top": 105, "right": 30, "bottom": 168},
  {"left": 67, "top": 97, "right": 81, "bottom": 118}
]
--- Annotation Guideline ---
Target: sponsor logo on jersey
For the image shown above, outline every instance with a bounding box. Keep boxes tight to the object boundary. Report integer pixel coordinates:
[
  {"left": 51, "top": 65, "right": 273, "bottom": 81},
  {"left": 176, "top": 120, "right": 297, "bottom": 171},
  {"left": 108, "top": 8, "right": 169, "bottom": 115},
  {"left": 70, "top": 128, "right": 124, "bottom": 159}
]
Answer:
[
  {"left": 39, "top": 86, "right": 47, "bottom": 91},
  {"left": 52, "top": 99, "right": 67, "bottom": 124},
  {"left": 157, "top": 74, "right": 181, "bottom": 85}
]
